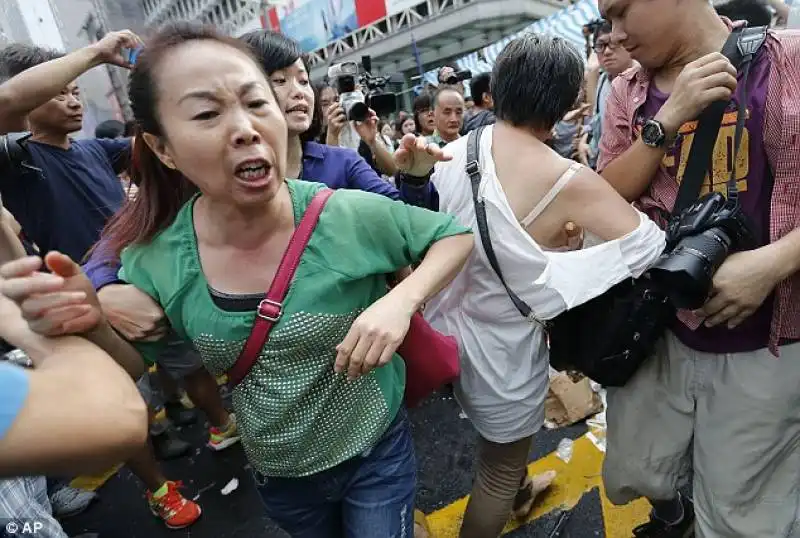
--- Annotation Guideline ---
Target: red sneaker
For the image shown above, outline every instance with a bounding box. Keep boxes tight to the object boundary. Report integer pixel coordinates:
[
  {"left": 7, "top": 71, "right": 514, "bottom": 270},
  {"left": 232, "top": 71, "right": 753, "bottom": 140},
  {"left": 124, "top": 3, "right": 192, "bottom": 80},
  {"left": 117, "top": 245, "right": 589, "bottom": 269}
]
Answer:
[{"left": 147, "top": 480, "right": 202, "bottom": 529}]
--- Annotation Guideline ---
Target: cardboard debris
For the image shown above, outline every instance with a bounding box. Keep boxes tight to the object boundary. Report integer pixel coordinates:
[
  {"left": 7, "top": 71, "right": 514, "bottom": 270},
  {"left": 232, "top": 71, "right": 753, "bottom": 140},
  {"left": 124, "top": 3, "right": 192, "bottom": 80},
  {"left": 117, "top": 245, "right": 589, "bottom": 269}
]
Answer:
[{"left": 544, "top": 373, "right": 603, "bottom": 428}]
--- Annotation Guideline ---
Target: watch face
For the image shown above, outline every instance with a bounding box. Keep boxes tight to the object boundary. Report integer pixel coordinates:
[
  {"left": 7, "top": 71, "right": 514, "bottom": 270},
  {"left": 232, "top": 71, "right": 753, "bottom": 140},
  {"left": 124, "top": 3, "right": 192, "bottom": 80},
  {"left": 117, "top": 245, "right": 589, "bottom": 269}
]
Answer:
[{"left": 642, "top": 120, "right": 665, "bottom": 147}]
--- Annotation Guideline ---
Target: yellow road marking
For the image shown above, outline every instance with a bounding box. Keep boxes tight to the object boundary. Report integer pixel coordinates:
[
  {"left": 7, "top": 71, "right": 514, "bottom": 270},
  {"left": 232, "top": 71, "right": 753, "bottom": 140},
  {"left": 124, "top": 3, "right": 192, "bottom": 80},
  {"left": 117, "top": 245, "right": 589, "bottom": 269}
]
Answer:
[
  {"left": 426, "top": 434, "right": 651, "bottom": 537},
  {"left": 70, "top": 463, "right": 123, "bottom": 491}
]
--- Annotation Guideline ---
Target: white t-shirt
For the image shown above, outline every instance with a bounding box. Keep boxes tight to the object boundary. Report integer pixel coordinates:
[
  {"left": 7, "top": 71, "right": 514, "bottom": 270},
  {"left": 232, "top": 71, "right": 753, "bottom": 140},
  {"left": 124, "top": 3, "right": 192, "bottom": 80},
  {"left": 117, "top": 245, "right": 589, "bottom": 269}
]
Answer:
[{"left": 425, "top": 126, "right": 665, "bottom": 442}]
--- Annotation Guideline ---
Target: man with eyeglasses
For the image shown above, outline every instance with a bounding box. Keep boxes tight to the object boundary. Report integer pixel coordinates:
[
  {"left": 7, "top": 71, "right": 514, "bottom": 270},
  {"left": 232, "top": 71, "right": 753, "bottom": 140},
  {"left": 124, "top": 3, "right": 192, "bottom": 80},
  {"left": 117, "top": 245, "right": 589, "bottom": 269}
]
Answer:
[{"left": 578, "top": 20, "right": 634, "bottom": 167}]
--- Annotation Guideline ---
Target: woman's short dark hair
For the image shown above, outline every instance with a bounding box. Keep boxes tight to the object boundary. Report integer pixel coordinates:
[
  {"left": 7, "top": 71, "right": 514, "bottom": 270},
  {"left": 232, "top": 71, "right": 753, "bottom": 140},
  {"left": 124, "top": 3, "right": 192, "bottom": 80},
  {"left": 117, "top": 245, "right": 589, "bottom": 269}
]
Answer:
[
  {"left": 239, "top": 30, "right": 320, "bottom": 143},
  {"left": 491, "top": 34, "right": 584, "bottom": 132}
]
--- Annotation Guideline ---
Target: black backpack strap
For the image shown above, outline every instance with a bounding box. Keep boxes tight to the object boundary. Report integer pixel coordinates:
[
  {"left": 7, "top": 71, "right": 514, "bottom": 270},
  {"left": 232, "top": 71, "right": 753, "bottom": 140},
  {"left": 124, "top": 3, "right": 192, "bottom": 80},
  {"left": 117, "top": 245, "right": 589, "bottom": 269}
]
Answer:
[
  {"left": 466, "top": 126, "right": 535, "bottom": 320},
  {"left": 0, "top": 132, "right": 36, "bottom": 177},
  {"left": 671, "top": 26, "right": 767, "bottom": 215}
]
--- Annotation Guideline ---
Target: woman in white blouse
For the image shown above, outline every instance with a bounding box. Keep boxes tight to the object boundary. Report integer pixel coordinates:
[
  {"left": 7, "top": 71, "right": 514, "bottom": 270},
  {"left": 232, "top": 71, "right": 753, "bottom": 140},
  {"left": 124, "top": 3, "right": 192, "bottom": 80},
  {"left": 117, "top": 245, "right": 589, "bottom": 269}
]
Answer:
[{"left": 395, "top": 34, "right": 665, "bottom": 537}]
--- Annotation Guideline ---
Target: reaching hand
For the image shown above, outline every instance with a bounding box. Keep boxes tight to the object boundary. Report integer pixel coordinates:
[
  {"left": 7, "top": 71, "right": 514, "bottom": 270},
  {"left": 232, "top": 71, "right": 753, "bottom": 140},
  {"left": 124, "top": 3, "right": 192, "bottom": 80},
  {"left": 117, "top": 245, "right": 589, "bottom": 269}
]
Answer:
[
  {"left": 393, "top": 134, "right": 452, "bottom": 177},
  {"left": 0, "top": 252, "right": 103, "bottom": 337},
  {"left": 334, "top": 294, "right": 415, "bottom": 380},
  {"left": 89, "top": 29, "right": 144, "bottom": 69},
  {"left": 354, "top": 109, "right": 379, "bottom": 145}
]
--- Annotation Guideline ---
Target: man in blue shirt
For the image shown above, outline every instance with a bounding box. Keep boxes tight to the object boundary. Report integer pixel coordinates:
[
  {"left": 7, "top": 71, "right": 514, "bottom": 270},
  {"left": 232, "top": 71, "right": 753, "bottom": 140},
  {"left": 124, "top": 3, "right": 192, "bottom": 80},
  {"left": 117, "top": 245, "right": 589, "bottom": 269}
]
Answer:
[{"left": 0, "top": 41, "right": 134, "bottom": 262}]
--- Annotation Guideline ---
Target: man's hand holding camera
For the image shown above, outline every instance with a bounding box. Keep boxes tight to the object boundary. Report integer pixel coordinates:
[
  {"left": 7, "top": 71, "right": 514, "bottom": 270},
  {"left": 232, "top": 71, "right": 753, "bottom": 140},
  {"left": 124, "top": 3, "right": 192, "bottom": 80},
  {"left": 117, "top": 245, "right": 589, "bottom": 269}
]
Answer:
[
  {"left": 654, "top": 52, "right": 738, "bottom": 137},
  {"left": 698, "top": 246, "right": 784, "bottom": 329}
]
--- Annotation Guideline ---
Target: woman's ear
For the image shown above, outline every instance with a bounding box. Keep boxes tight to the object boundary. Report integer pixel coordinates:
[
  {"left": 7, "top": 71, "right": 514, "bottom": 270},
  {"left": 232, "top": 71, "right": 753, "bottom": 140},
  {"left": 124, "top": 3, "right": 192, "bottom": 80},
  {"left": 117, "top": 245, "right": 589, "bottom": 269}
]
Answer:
[{"left": 142, "top": 132, "right": 177, "bottom": 170}]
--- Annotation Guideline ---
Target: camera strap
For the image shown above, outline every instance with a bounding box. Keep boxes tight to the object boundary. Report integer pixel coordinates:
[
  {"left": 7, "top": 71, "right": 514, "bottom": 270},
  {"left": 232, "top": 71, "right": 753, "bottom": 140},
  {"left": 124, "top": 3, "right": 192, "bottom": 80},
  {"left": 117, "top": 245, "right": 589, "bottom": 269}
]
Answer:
[
  {"left": 466, "top": 126, "right": 545, "bottom": 322},
  {"left": 671, "top": 25, "right": 767, "bottom": 216}
]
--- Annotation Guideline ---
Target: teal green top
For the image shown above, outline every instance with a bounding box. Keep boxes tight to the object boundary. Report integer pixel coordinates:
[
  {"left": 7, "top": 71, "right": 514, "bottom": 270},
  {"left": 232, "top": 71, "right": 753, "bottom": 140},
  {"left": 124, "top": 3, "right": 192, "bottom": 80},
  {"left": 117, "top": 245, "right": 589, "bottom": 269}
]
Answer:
[{"left": 119, "top": 180, "right": 470, "bottom": 477}]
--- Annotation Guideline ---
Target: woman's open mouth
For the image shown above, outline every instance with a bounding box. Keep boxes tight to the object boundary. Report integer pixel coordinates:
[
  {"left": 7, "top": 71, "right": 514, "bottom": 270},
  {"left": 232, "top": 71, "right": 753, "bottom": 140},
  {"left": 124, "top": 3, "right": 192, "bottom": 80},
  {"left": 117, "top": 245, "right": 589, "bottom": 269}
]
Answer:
[
  {"left": 234, "top": 158, "right": 271, "bottom": 185},
  {"left": 286, "top": 104, "right": 309, "bottom": 116}
]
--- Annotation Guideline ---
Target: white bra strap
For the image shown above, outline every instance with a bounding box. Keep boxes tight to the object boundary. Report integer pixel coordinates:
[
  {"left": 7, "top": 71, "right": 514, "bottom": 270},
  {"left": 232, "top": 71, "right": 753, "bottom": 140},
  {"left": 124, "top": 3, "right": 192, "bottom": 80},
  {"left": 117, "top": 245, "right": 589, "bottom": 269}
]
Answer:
[{"left": 520, "top": 162, "right": 583, "bottom": 228}]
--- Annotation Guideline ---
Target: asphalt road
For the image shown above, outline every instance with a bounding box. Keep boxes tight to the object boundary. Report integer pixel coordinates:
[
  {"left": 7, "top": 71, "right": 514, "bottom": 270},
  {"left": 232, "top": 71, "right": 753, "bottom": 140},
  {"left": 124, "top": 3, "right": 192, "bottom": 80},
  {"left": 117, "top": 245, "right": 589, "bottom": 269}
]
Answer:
[{"left": 61, "top": 388, "right": 608, "bottom": 538}]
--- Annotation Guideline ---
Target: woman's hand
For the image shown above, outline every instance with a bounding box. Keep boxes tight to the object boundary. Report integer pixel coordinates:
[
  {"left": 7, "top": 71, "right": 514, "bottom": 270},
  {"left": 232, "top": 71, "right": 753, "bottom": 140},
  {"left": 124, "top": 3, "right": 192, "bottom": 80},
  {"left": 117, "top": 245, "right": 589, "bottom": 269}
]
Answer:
[
  {"left": 0, "top": 252, "right": 103, "bottom": 337},
  {"left": 97, "top": 283, "right": 168, "bottom": 342},
  {"left": 326, "top": 102, "right": 348, "bottom": 144},
  {"left": 393, "top": 134, "right": 452, "bottom": 177},
  {"left": 334, "top": 294, "right": 416, "bottom": 381}
]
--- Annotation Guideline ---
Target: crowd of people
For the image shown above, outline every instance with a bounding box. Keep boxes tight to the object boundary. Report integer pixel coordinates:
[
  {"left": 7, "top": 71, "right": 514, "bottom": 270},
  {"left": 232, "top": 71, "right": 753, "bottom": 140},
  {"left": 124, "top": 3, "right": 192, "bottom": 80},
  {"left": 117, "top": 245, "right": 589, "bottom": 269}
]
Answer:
[{"left": 0, "top": 0, "right": 798, "bottom": 537}]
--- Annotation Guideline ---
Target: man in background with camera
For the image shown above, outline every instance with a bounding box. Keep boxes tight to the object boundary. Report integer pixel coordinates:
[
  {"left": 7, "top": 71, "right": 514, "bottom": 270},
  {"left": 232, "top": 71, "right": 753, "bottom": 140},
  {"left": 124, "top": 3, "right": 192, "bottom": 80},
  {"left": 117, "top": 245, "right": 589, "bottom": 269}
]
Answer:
[{"left": 597, "top": 0, "right": 800, "bottom": 535}]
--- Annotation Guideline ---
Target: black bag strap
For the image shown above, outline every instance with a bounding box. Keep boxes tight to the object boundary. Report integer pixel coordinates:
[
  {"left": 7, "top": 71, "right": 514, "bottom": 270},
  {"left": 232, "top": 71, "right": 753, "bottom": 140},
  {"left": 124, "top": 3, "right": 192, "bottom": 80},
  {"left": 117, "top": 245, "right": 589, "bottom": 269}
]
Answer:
[
  {"left": 466, "top": 125, "right": 536, "bottom": 320},
  {"left": 671, "top": 25, "right": 767, "bottom": 215},
  {"left": 0, "top": 132, "right": 33, "bottom": 173}
]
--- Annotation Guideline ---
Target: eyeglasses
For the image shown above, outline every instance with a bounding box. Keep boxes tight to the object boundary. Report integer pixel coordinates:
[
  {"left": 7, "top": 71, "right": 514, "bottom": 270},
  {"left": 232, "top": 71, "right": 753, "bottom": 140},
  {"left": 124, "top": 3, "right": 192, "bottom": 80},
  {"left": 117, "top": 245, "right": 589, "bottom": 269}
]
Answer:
[{"left": 594, "top": 41, "right": 622, "bottom": 53}]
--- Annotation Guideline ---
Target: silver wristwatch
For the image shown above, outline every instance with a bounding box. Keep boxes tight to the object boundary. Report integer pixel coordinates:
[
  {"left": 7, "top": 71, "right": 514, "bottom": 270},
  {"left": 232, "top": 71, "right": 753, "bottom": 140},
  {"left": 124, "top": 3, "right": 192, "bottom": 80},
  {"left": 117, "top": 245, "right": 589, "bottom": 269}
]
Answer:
[{"left": 1, "top": 348, "right": 33, "bottom": 368}]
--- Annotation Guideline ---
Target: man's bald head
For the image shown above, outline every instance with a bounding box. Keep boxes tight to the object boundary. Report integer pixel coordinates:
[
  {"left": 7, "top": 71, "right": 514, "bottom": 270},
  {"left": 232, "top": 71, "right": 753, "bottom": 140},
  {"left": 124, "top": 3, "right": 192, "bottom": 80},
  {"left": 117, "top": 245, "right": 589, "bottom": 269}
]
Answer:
[{"left": 433, "top": 87, "right": 465, "bottom": 142}]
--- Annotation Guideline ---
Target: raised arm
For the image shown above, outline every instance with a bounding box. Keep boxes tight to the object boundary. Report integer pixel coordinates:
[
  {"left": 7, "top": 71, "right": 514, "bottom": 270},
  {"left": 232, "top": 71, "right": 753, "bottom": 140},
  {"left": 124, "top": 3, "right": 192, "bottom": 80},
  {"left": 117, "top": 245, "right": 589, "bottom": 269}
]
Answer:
[{"left": 0, "top": 30, "right": 142, "bottom": 134}]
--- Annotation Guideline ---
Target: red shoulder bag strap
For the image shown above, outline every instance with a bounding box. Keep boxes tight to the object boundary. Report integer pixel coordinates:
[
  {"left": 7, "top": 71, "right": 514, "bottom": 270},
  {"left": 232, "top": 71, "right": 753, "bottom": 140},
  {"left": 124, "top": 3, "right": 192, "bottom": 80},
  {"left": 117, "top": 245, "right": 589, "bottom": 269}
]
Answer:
[{"left": 228, "top": 189, "right": 334, "bottom": 387}]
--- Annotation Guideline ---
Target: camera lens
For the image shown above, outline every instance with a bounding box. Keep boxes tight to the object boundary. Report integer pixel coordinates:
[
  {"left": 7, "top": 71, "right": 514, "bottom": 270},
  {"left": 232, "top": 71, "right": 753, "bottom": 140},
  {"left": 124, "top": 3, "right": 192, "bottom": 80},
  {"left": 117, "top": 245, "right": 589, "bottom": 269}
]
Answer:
[
  {"left": 348, "top": 102, "right": 369, "bottom": 122},
  {"left": 337, "top": 75, "right": 356, "bottom": 94},
  {"left": 647, "top": 227, "right": 732, "bottom": 309}
]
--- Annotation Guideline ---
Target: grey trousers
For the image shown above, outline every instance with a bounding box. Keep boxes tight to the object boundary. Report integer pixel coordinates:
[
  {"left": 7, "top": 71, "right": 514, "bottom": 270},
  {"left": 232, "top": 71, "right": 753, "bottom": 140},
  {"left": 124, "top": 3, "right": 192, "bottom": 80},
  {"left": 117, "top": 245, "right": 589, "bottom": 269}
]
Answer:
[{"left": 603, "top": 331, "right": 800, "bottom": 538}]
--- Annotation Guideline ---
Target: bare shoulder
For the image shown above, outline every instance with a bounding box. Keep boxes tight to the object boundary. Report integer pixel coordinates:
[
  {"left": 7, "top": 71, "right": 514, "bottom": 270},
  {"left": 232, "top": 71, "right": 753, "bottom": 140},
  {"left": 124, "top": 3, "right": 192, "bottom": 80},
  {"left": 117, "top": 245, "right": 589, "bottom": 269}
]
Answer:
[
  {"left": 558, "top": 162, "right": 640, "bottom": 235},
  {"left": 559, "top": 162, "right": 615, "bottom": 200}
]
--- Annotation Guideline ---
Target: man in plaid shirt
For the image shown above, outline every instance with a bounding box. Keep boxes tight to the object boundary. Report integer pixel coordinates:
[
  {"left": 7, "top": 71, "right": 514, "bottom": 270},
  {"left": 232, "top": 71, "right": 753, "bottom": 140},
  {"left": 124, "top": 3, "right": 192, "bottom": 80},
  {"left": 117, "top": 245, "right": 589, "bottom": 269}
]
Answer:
[{"left": 595, "top": 0, "right": 800, "bottom": 536}]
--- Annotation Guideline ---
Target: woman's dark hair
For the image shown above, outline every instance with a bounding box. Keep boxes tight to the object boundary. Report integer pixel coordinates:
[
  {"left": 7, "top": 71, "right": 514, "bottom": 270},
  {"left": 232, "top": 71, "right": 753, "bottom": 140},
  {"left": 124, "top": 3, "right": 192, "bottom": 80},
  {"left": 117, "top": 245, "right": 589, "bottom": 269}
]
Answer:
[
  {"left": 716, "top": 0, "right": 772, "bottom": 27},
  {"left": 100, "top": 22, "right": 259, "bottom": 259},
  {"left": 239, "top": 30, "right": 320, "bottom": 143},
  {"left": 412, "top": 93, "right": 432, "bottom": 134},
  {"left": 394, "top": 115, "right": 411, "bottom": 136},
  {"left": 491, "top": 33, "right": 584, "bottom": 132}
]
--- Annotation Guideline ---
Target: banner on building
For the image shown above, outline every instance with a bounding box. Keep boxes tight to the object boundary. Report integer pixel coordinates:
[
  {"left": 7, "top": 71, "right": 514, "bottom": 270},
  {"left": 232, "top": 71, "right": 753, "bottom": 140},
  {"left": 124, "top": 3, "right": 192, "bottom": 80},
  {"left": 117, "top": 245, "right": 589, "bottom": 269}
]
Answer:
[
  {"left": 384, "top": 0, "right": 422, "bottom": 17},
  {"left": 270, "top": 0, "right": 359, "bottom": 52}
]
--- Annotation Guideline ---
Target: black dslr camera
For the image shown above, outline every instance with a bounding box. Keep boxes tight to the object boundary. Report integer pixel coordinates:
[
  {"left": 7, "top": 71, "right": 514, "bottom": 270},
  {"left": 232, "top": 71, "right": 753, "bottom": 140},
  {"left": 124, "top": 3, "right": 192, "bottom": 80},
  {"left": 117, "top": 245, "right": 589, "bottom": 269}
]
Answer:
[
  {"left": 440, "top": 68, "right": 472, "bottom": 85},
  {"left": 647, "top": 192, "right": 756, "bottom": 309}
]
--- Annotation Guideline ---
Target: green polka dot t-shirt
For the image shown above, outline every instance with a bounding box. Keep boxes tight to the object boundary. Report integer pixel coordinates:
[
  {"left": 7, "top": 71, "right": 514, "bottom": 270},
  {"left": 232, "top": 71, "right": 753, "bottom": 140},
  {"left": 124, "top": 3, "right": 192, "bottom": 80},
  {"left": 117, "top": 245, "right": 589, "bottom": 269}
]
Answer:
[{"left": 119, "top": 180, "right": 470, "bottom": 477}]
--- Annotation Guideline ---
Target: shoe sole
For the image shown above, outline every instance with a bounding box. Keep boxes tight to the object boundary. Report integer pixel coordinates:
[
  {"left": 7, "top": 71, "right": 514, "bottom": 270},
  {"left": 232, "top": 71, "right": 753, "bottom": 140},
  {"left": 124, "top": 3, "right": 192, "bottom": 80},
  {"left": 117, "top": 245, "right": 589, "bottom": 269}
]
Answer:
[{"left": 207, "top": 436, "right": 241, "bottom": 452}]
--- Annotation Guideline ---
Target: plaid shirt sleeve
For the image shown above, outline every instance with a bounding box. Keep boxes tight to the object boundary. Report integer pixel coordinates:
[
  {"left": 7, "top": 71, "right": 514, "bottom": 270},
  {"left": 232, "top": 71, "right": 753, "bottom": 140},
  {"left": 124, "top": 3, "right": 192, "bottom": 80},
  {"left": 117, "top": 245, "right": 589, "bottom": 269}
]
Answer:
[
  {"left": 596, "top": 75, "right": 634, "bottom": 173},
  {"left": 0, "top": 476, "right": 68, "bottom": 537}
]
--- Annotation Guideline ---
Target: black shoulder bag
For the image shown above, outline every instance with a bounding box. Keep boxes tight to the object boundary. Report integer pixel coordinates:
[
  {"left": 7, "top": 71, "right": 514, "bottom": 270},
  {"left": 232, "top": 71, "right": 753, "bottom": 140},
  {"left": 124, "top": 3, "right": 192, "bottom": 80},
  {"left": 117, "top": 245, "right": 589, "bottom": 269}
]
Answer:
[{"left": 466, "top": 26, "right": 766, "bottom": 387}]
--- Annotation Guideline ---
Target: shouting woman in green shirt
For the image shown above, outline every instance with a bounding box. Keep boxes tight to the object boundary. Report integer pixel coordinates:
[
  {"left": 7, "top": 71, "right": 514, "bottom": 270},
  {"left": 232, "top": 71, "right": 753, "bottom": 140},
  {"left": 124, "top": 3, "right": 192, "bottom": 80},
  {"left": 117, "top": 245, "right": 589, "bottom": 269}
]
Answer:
[{"left": 1, "top": 23, "right": 472, "bottom": 538}]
